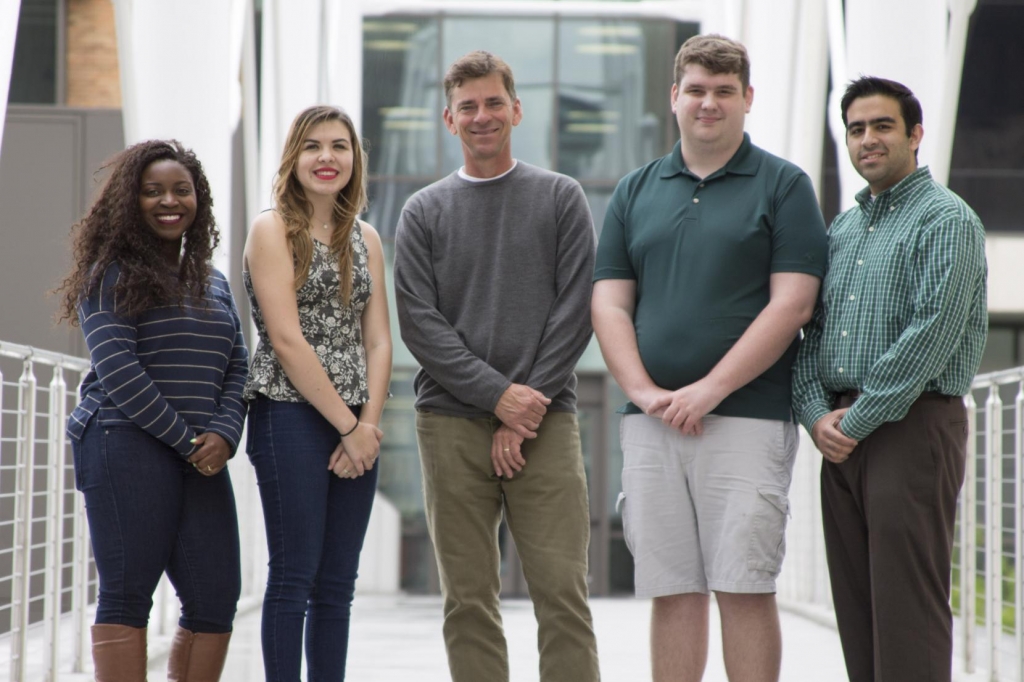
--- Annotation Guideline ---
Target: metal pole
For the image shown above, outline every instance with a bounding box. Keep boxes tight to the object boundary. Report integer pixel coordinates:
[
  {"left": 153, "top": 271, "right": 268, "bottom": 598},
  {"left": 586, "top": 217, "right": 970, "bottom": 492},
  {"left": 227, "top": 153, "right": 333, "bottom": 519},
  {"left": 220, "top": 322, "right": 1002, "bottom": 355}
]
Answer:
[
  {"left": 11, "top": 359, "right": 38, "bottom": 682},
  {"left": 73, "top": 493, "right": 90, "bottom": 673},
  {"left": 987, "top": 385, "right": 1003, "bottom": 680},
  {"left": 45, "top": 366, "right": 68, "bottom": 682},
  {"left": 964, "top": 391, "right": 978, "bottom": 674},
  {"left": 1016, "top": 380, "right": 1024, "bottom": 681},
  {"left": 71, "top": 369, "right": 90, "bottom": 674}
]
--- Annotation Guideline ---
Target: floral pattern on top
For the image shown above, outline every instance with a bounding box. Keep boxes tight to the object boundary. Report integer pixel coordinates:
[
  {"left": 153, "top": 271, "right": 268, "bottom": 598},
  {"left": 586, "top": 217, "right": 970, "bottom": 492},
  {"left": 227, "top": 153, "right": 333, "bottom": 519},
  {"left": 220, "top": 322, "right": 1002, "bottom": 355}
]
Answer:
[{"left": 243, "top": 222, "right": 372, "bottom": 405}]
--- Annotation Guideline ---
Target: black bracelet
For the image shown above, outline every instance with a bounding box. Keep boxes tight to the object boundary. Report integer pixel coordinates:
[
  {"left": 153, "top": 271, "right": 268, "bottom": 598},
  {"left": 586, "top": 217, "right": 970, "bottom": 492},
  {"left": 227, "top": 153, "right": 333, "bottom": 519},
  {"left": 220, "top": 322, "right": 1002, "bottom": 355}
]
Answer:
[{"left": 340, "top": 419, "right": 359, "bottom": 438}]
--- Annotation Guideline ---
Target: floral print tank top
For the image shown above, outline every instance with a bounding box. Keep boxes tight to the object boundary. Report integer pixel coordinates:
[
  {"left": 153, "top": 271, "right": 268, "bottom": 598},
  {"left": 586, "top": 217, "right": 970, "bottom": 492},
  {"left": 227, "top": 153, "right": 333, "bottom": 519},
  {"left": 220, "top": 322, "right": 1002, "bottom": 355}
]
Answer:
[{"left": 243, "top": 222, "right": 372, "bottom": 405}]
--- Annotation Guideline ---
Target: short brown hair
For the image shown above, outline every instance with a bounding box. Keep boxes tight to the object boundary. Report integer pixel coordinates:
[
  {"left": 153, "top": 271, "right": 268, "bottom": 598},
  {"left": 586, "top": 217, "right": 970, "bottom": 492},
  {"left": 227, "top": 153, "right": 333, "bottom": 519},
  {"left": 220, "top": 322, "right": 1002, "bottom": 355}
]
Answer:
[
  {"left": 673, "top": 34, "right": 750, "bottom": 90},
  {"left": 443, "top": 50, "right": 517, "bottom": 109}
]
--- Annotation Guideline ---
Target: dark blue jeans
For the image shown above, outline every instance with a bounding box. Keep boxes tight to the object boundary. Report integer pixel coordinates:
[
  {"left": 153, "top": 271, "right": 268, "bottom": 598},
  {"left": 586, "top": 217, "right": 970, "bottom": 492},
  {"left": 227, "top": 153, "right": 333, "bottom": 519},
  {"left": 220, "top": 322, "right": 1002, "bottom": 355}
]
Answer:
[
  {"left": 246, "top": 397, "right": 378, "bottom": 682},
  {"left": 73, "top": 422, "right": 241, "bottom": 632}
]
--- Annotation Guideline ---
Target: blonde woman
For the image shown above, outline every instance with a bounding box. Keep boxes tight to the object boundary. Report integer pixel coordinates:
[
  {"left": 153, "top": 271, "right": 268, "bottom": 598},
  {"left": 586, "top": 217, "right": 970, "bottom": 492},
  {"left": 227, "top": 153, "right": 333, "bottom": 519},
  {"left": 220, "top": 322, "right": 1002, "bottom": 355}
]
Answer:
[{"left": 242, "top": 105, "right": 392, "bottom": 681}]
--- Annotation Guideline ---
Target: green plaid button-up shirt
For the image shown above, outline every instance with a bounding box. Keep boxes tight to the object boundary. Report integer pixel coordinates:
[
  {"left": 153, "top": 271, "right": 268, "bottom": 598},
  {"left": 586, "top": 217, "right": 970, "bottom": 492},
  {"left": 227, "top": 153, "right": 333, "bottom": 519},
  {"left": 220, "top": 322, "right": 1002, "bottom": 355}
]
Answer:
[{"left": 792, "top": 167, "right": 987, "bottom": 440}]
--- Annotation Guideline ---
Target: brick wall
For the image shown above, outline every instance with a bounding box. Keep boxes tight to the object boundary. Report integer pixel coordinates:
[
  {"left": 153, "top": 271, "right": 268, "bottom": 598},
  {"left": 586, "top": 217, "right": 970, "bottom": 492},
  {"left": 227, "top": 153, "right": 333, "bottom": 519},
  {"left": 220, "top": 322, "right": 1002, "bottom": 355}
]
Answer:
[{"left": 66, "top": 0, "right": 121, "bottom": 107}]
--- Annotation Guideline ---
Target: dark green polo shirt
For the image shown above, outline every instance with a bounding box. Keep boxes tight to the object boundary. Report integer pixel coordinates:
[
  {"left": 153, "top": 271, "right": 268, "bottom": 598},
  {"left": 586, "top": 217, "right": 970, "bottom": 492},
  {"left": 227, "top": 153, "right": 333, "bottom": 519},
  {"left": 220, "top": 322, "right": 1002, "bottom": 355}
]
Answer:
[{"left": 595, "top": 134, "right": 828, "bottom": 420}]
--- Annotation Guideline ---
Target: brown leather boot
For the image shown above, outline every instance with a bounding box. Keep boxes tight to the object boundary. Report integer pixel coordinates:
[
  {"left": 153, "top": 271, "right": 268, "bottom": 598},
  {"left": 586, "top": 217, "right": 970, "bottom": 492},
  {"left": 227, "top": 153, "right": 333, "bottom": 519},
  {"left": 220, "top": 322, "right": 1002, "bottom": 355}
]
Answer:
[
  {"left": 91, "top": 623, "right": 148, "bottom": 681},
  {"left": 166, "top": 627, "right": 233, "bottom": 682}
]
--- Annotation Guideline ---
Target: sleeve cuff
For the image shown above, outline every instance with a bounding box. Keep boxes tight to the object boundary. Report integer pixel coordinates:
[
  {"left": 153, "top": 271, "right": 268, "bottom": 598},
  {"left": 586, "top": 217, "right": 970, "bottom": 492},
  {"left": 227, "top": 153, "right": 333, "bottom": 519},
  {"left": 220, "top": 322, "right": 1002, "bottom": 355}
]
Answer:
[
  {"left": 204, "top": 425, "right": 241, "bottom": 453},
  {"left": 838, "top": 408, "right": 875, "bottom": 441},
  {"left": 486, "top": 378, "right": 514, "bottom": 414},
  {"left": 798, "top": 403, "right": 832, "bottom": 435}
]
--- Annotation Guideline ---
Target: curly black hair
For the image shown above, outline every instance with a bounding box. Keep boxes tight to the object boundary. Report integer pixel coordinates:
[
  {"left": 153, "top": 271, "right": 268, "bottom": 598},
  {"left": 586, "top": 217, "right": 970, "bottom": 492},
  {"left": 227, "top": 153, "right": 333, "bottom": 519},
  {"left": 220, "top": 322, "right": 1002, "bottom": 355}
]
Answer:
[{"left": 56, "top": 139, "right": 219, "bottom": 325}]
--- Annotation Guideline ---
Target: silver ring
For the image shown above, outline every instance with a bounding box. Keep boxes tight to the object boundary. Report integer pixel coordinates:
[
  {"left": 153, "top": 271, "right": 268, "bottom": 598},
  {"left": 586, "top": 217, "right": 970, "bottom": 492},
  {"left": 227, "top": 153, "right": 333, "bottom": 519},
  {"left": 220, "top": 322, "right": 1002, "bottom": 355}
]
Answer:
[
  {"left": 342, "top": 468, "right": 350, "bottom": 475},
  {"left": 205, "top": 465, "right": 213, "bottom": 473},
  {"left": 503, "top": 448, "right": 510, "bottom": 452}
]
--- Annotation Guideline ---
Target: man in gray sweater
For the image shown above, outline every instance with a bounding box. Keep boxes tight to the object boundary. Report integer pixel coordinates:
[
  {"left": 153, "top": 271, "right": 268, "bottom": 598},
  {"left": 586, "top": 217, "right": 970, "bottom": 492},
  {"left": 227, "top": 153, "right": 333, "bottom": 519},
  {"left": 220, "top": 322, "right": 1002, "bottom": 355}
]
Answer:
[{"left": 394, "top": 51, "right": 600, "bottom": 682}]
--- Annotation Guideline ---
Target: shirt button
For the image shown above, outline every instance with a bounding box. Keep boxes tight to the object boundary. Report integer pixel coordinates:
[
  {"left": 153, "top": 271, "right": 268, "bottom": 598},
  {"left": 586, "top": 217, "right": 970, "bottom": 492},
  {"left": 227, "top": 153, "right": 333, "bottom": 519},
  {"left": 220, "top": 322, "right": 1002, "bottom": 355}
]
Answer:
[
  {"left": 849, "top": 295, "right": 856, "bottom": 301},
  {"left": 699, "top": 183, "right": 705, "bottom": 188},
  {"left": 838, "top": 367, "right": 845, "bottom": 373},
  {"left": 693, "top": 197, "right": 700, "bottom": 204},
  {"left": 857, "top": 259, "right": 864, "bottom": 266},
  {"left": 868, "top": 226, "right": 875, "bottom": 232},
  {"left": 889, "top": 205, "right": 896, "bottom": 211},
  {"left": 841, "top": 331, "right": 848, "bottom": 337}
]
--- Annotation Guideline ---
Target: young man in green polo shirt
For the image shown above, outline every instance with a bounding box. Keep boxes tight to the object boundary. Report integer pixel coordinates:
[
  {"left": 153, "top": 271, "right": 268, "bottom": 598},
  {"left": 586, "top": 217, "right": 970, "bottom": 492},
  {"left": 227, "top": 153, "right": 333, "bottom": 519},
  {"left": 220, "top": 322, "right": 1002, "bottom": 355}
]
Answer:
[
  {"left": 792, "top": 77, "right": 987, "bottom": 682},
  {"left": 592, "top": 34, "right": 827, "bottom": 681}
]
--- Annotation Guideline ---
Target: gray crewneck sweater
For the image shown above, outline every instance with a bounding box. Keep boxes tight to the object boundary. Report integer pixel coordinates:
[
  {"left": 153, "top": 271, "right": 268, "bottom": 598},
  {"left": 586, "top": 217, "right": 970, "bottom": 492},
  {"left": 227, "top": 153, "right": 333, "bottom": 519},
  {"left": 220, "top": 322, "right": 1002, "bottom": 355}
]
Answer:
[{"left": 394, "top": 161, "right": 596, "bottom": 418}]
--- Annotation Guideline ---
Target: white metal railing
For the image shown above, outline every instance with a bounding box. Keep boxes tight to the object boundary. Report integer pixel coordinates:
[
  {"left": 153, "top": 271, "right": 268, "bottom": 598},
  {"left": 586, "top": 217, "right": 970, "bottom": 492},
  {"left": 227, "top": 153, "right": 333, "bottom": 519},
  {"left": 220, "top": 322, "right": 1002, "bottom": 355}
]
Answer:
[
  {"left": 0, "top": 341, "right": 91, "bottom": 682},
  {"left": 0, "top": 338, "right": 403, "bottom": 682},
  {"left": 779, "top": 366, "right": 1024, "bottom": 681},
  {"left": 0, "top": 341, "right": 269, "bottom": 682}
]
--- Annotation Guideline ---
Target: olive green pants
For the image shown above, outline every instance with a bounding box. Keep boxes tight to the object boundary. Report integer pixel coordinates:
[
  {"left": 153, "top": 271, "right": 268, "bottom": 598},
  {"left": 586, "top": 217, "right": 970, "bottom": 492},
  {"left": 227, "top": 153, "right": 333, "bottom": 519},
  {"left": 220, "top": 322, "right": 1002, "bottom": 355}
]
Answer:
[{"left": 416, "top": 410, "right": 600, "bottom": 682}]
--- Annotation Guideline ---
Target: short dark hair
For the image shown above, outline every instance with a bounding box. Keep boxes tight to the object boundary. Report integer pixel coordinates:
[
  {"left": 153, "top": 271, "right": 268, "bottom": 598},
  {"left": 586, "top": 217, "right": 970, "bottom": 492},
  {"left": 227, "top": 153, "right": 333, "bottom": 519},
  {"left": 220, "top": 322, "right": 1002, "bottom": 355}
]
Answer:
[
  {"left": 443, "top": 51, "right": 517, "bottom": 109},
  {"left": 840, "top": 76, "right": 923, "bottom": 135},
  {"left": 674, "top": 34, "right": 750, "bottom": 90}
]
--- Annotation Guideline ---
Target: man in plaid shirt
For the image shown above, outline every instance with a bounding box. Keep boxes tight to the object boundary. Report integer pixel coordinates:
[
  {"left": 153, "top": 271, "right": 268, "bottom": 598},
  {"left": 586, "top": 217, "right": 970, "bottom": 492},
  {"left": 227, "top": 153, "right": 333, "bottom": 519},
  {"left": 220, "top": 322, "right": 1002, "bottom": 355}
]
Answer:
[{"left": 793, "top": 76, "right": 988, "bottom": 682}]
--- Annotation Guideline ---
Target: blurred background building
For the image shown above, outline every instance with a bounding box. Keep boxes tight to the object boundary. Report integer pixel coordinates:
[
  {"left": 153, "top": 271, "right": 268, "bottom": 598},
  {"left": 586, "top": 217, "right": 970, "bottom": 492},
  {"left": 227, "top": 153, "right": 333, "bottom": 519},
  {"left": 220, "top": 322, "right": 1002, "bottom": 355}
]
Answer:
[{"left": 2, "top": 0, "right": 1022, "bottom": 602}]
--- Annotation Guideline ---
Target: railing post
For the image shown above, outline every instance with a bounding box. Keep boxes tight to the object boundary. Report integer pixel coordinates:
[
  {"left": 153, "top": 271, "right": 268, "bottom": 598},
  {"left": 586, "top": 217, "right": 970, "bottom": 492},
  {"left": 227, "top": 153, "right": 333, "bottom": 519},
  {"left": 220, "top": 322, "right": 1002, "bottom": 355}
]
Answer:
[
  {"left": 11, "top": 359, "right": 38, "bottom": 682},
  {"left": 965, "top": 391, "right": 978, "bottom": 674},
  {"left": 73, "top": 493, "right": 90, "bottom": 673},
  {"left": 1015, "top": 379, "right": 1024, "bottom": 682},
  {"left": 72, "top": 369, "right": 90, "bottom": 674},
  {"left": 986, "top": 385, "right": 1003, "bottom": 680},
  {"left": 44, "top": 365, "right": 68, "bottom": 682}
]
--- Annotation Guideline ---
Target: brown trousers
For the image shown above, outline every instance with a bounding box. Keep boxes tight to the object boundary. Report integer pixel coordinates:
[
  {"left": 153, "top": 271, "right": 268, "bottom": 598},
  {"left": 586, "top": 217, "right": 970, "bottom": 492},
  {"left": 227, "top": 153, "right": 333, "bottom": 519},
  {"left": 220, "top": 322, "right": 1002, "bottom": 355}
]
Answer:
[
  {"left": 416, "top": 410, "right": 600, "bottom": 682},
  {"left": 822, "top": 393, "right": 968, "bottom": 682}
]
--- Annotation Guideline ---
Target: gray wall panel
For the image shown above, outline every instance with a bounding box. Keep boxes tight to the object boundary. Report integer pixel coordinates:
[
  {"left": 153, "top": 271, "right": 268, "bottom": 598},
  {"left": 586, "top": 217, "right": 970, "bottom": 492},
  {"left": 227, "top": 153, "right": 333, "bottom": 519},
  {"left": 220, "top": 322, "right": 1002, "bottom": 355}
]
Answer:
[{"left": 0, "top": 106, "right": 123, "bottom": 357}]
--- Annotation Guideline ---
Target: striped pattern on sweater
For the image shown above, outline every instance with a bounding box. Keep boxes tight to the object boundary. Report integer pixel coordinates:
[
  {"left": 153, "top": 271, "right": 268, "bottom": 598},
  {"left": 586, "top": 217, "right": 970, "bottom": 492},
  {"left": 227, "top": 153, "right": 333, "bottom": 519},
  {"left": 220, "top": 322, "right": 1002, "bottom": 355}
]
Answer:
[{"left": 67, "top": 264, "right": 249, "bottom": 456}]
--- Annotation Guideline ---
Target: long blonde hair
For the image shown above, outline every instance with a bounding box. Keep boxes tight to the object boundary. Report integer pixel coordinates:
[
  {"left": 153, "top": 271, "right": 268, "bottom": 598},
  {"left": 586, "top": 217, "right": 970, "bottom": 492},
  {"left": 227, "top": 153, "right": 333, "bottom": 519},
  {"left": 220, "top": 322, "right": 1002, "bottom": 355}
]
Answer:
[{"left": 273, "top": 105, "right": 368, "bottom": 304}]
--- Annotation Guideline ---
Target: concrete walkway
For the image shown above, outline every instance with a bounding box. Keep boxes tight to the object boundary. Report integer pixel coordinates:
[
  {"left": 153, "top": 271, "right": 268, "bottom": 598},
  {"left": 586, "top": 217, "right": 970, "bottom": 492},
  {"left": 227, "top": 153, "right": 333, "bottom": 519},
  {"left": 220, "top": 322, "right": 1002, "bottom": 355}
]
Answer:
[{"left": 144, "top": 595, "right": 848, "bottom": 682}]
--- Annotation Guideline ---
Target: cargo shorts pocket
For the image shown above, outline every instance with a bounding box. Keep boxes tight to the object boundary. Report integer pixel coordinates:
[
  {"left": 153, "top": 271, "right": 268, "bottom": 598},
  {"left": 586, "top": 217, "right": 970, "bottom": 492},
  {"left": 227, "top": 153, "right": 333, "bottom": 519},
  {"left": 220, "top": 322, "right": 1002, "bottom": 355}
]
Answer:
[
  {"left": 617, "top": 492, "right": 636, "bottom": 556},
  {"left": 747, "top": 488, "right": 790, "bottom": 574}
]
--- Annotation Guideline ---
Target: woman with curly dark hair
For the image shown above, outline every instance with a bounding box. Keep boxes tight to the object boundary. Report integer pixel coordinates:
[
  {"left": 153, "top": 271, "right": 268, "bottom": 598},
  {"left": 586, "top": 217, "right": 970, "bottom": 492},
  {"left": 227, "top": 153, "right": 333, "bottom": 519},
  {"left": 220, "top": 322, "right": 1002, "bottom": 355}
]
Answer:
[
  {"left": 243, "top": 105, "right": 391, "bottom": 680},
  {"left": 57, "top": 139, "right": 248, "bottom": 682}
]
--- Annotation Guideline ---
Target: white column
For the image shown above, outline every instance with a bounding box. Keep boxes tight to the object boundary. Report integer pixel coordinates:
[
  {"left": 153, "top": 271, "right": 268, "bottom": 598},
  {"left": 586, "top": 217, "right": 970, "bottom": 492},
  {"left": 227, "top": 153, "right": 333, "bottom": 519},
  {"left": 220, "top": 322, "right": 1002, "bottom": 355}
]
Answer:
[
  {"left": 112, "top": 0, "right": 246, "bottom": 274},
  {"left": 257, "top": 0, "right": 322, "bottom": 212},
  {"left": 326, "top": 0, "right": 364, "bottom": 133},
  {"left": 0, "top": 0, "right": 22, "bottom": 161},
  {"left": 700, "top": 0, "right": 829, "bottom": 194},
  {"left": 258, "top": 0, "right": 367, "bottom": 212},
  {"left": 932, "top": 0, "right": 979, "bottom": 186},
  {"left": 739, "top": 0, "right": 799, "bottom": 160},
  {"left": 699, "top": 0, "right": 745, "bottom": 38},
  {"left": 785, "top": 0, "right": 829, "bottom": 198}
]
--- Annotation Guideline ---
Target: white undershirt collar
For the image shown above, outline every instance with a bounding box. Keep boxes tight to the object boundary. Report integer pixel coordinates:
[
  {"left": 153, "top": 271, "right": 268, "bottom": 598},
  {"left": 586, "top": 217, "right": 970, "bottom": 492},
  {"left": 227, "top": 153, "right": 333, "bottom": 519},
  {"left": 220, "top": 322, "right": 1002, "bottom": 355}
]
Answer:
[{"left": 458, "top": 160, "right": 518, "bottom": 183}]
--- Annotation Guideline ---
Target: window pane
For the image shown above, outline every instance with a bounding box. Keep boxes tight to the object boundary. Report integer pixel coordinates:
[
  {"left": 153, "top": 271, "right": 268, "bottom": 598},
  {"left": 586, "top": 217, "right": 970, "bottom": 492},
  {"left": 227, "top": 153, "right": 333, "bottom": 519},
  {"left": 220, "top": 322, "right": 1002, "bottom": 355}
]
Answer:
[
  {"left": 582, "top": 185, "right": 615, "bottom": 237},
  {"left": 10, "top": 0, "right": 58, "bottom": 104},
  {"left": 366, "top": 180, "right": 424, "bottom": 240},
  {"left": 363, "top": 17, "right": 441, "bottom": 177},
  {"left": 441, "top": 17, "right": 555, "bottom": 172},
  {"left": 557, "top": 19, "right": 676, "bottom": 179}
]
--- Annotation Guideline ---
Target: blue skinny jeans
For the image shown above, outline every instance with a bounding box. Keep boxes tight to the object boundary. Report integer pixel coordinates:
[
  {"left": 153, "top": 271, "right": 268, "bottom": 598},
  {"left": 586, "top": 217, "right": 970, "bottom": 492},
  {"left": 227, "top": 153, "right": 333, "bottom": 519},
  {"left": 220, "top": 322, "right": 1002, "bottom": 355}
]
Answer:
[
  {"left": 246, "top": 397, "right": 378, "bottom": 681},
  {"left": 73, "top": 422, "right": 241, "bottom": 632}
]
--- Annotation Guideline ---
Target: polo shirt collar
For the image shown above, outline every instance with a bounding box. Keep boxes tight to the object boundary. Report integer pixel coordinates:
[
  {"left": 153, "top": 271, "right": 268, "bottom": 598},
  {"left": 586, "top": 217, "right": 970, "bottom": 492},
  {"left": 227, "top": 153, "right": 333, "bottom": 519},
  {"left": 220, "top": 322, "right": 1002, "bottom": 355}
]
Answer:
[
  {"left": 659, "top": 133, "right": 761, "bottom": 180},
  {"left": 854, "top": 165, "right": 932, "bottom": 208}
]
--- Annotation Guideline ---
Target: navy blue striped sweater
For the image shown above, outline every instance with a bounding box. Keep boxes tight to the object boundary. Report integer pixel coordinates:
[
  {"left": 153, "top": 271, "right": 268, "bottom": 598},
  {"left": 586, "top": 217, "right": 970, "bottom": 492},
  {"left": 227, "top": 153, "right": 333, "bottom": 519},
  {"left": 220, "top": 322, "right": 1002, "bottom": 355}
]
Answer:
[{"left": 67, "top": 264, "right": 249, "bottom": 456}]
